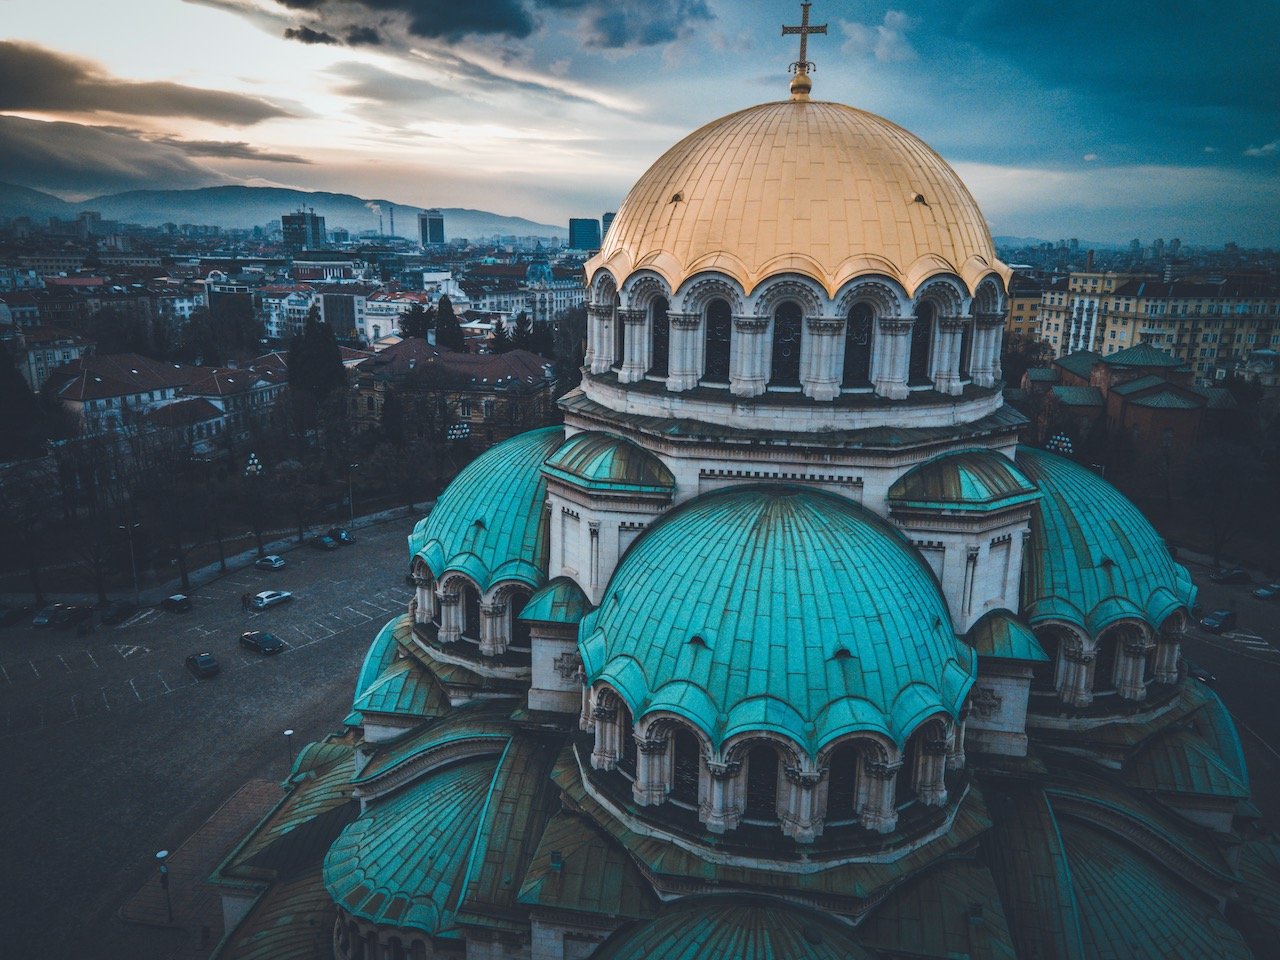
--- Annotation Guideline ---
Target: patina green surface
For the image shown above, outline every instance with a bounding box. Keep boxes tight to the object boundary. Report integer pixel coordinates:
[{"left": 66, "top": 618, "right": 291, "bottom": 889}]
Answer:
[
  {"left": 1050, "top": 385, "right": 1104, "bottom": 407},
  {"left": 1130, "top": 390, "right": 1200, "bottom": 409},
  {"left": 1125, "top": 726, "right": 1249, "bottom": 800},
  {"left": 352, "top": 616, "right": 405, "bottom": 711},
  {"left": 1103, "top": 342, "right": 1182, "bottom": 368},
  {"left": 967, "top": 609, "right": 1049, "bottom": 662},
  {"left": 1109, "top": 374, "right": 1167, "bottom": 396},
  {"left": 214, "top": 873, "right": 336, "bottom": 960},
  {"left": 888, "top": 447, "right": 1039, "bottom": 512},
  {"left": 520, "top": 576, "right": 593, "bottom": 625},
  {"left": 1053, "top": 350, "right": 1102, "bottom": 379},
  {"left": 580, "top": 486, "right": 974, "bottom": 752},
  {"left": 1018, "top": 446, "right": 1195, "bottom": 633},
  {"left": 351, "top": 702, "right": 512, "bottom": 785},
  {"left": 353, "top": 658, "right": 449, "bottom": 721},
  {"left": 408, "top": 426, "right": 563, "bottom": 590},
  {"left": 543, "top": 430, "right": 675, "bottom": 494}
]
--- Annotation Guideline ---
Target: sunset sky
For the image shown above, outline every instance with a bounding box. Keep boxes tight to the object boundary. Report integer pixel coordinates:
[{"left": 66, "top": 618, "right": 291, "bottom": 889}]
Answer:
[{"left": 2, "top": 0, "right": 1278, "bottom": 244}]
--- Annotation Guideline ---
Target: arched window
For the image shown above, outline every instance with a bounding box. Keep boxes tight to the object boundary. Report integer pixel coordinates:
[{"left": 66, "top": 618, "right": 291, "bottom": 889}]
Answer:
[
  {"left": 826, "top": 742, "right": 860, "bottom": 820},
  {"left": 671, "top": 727, "right": 701, "bottom": 805},
  {"left": 1031, "top": 628, "right": 1062, "bottom": 692},
  {"left": 744, "top": 744, "right": 780, "bottom": 820},
  {"left": 462, "top": 584, "right": 481, "bottom": 640},
  {"left": 704, "top": 298, "right": 732, "bottom": 383},
  {"left": 843, "top": 303, "right": 873, "bottom": 387},
  {"left": 509, "top": 589, "right": 531, "bottom": 649},
  {"left": 958, "top": 320, "right": 973, "bottom": 380},
  {"left": 648, "top": 296, "right": 670, "bottom": 377},
  {"left": 770, "top": 302, "right": 803, "bottom": 387},
  {"left": 909, "top": 302, "right": 935, "bottom": 385},
  {"left": 895, "top": 736, "right": 918, "bottom": 807},
  {"left": 611, "top": 294, "right": 623, "bottom": 369},
  {"left": 1093, "top": 638, "right": 1117, "bottom": 693},
  {"left": 618, "top": 704, "right": 637, "bottom": 777}
]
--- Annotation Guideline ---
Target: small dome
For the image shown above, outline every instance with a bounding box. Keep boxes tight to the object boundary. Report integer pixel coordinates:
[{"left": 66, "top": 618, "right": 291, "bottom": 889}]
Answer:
[
  {"left": 580, "top": 486, "right": 974, "bottom": 752},
  {"left": 408, "top": 426, "right": 563, "bottom": 590},
  {"left": 520, "top": 576, "right": 593, "bottom": 625},
  {"left": 587, "top": 98, "right": 1008, "bottom": 298},
  {"left": 543, "top": 431, "right": 675, "bottom": 494},
  {"left": 889, "top": 448, "right": 1039, "bottom": 512},
  {"left": 1017, "top": 446, "right": 1195, "bottom": 633}
]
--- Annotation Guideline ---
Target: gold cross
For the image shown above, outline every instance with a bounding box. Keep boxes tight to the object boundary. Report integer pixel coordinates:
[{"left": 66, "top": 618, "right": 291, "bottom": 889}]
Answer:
[{"left": 782, "top": 2, "right": 827, "bottom": 72}]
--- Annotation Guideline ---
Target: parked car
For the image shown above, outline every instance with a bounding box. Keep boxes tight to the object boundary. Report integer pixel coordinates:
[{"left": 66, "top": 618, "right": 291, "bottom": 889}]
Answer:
[
  {"left": 100, "top": 600, "right": 137, "bottom": 625},
  {"left": 310, "top": 535, "right": 339, "bottom": 551},
  {"left": 254, "top": 554, "right": 286, "bottom": 570},
  {"left": 327, "top": 527, "right": 354, "bottom": 544},
  {"left": 1252, "top": 583, "right": 1280, "bottom": 602},
  {"left": 0, "top": 604, "right": 34, "bottom": 627},
  {"left": 52, "top": 605, "right": 94, "bottom": 630},
  {"left": 185, "top": 652, "right": 220, "bottom": 678},
  {"left": 1199, "top": 609, "right": 1238, "bottom": 633},
  {"left": 1209, "top": 568, "right": 1251, "bottom": 585},
  {"left": 162, "top": 594, "right": 193, "bottom": 613},
  {"left": 32, "top": 603, "right": 66, "bottom": 627},
  {"left": 251, "top": 590, "right": 293, "bottom": 610},
  {"left": 240, "top": 630, "right": 286, "bottom": 654},
  {"left": 1183, "top": 659, "right": 1216, "bottom": 684}
]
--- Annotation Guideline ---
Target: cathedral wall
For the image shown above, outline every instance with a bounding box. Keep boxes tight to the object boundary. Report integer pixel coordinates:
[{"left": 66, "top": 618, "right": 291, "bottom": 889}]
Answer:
[{"left": 966, "top": 663, "right": 1033, "bottom": 757}]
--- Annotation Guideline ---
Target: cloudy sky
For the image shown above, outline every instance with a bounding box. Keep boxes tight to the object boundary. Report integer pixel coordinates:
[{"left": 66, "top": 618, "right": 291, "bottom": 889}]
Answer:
[{"left": 2, "top": 0, "right": 1278, "bottom": 245}]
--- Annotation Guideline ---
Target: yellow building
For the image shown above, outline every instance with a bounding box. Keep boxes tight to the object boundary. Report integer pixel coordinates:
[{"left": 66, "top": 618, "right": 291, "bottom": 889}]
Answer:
[
  {"left": 1037, "top": 271, "right": 1150, "bottom": 357},
  {"left": 1005, "top": 274, "right": 1043, "bottom": 341}
]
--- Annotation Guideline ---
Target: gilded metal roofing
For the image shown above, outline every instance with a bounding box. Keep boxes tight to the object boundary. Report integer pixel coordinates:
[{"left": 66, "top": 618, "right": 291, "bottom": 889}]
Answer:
[
  {"left": 519, "top": 576, "right": 593, "bottom": 625},
  {"left": 580, "top": 486, "right": 974, "bottom": 752},
  {"left": 585, "top": 99, "right": 1009, "bottom": 299},
  {"left": 591, "top": 895, "right": 875, "bottom": 960},
  {"left": 967, "top": 609, "right": 1049, "bottom": 662},
  {"left": 542, "top": 431, "right": 675, "bottom": 494},
  {"left": 1017, "top": 446, "right": 1195, "bottom": 633},
  {"left": 888, "top": 448, "right": 1039, "bottom": 512},
  {"left": 409, "top": 426, "right": 563, "bottom": 591}
]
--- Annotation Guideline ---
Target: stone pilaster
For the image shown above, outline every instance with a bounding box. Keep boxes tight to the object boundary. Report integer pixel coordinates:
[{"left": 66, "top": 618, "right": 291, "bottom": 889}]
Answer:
[
  {"left": 1155, "top": 635, "right": 1181, "bottom": 684},
  {"left": 858, "top": 758, "right": 900, "bottom": 834},
  {"left": 932, "top": 317, "right": 966, "bottom": 396},
  {"left": 438, "top": 590, "right": 461, "bottom": 644},
  {"left": 413, "top": 577, "right": 433, "bottom": 624},
  {"left": 578, "top": 673, "right": 592, "bottom": 731},
  {"left": 1117, "top": 636, "right": 1155, "bottom": 700},
  {"left": 618, "top": 309, "right": 647, "bottom": 383},
  {"left": 779, "top": 766, "right": 824, "bottom": 842},
  {"left": 872, "top": 317, "right": 912, "bottom": 399},
  {"left": 1060, "top": 641, "right": 1095, "bottom": 707},
  {"left": 478, "top": 600, "right": 508, "bottom": 657},
  {"left": 667, "top": 312, "right": 701, "bottom": 391},
  {"left": 586, "top": 304, "right": 613, "bottom": 373},
  {"left": 730, "top": 316, "right": 769, "bottom": 397},
  {"left": 972, "top": 313, "right": 1004, "bottom": 387},
  {"left": 802, "top": 317, "right": 843, "bottom": 401},
  {"left": 590, "top": 700, "right": 619, "bottom": 770},
  {"left": 702, "top": 759, "right": 743, "bottom": 833},
  {"left": 632, "top": 736, "right": 670, "bottom": 806},
  {"left": 918, "top": 739, "right": 949, "bottom": 806},
  {"left": 947, "top": 712, "right": 967, "bottom": 770}
]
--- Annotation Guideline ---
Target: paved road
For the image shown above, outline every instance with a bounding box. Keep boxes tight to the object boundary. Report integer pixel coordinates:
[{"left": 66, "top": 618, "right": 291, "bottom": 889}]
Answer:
[{"left": 0, "top": 518, "right": 414, "bottom": 959}]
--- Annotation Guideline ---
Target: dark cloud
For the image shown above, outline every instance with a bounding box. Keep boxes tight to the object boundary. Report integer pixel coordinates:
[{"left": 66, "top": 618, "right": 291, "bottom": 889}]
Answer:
[
  {"left": 545, "top": 0, "right": 713, "bottom": 49},
  {"left": 0, "top": 41, "right": 290, "bottom": 125},
  {"left": 0, "top": 116, "right": 222, "bottom": 195},
  {"left": 284, "top": 25, "right": 339, "bottom": 44},
  {"left": 149, "top": 137, "right": 312, "bottom": 163},
  {"left": 345, "top": 26, "right": 382, "bottom": 45}
]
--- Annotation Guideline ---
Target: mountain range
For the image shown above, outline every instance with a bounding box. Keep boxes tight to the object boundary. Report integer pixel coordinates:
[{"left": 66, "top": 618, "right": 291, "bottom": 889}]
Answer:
[{"left": 0, "top": 183, "right": 568, "bottom": 240}]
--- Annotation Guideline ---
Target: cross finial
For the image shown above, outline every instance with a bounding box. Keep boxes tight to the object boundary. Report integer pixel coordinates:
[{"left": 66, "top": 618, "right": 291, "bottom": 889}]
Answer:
[{"left": 782, "top": 2, "right": 827, "bottom": 99}]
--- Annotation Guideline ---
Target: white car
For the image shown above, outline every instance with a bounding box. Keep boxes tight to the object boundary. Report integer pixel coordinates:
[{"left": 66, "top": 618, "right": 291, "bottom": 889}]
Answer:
[
  {"left": 252, "top": 590, "right": 293, "bottom": 610},
  {"left": 254, "top": 555, "right": 286, "bottom": 570}
]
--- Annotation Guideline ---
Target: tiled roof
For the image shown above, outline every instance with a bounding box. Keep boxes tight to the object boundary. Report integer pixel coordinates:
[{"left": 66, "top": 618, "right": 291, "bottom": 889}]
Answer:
[
  {"left": 543, "top": 431, "right": 676, "bottom": 494},
  {"left": 360, "top": 340, "right": 551, "bottom": 387},
  {"left": 1050, "top": 385, "right": 1105, "bottom": 407},
  {"left": 148, "top": 397, "right": 223, "bottom": 427},
  {"left": 888, "top": 448, "right": 1039, "bottom": 512},
  {"left": 1025, "top": 367, "right": 1059, "bottom": 382},
  {"left": 45, "top": 353, "right": 196, "bottom": 401},
  {"left": 1190, "top": 386, "right": 1238, "bottom": 410},
  {"left": 967, "top": 609, "right": 1049, "bottom": 662},
  {"left": 1109, "top": 374, "right": 1167, "bottom": 396},
  {"left": 1130, "top": 390, "right": 1200, "bottom": 410},
  {"left": 1053, "top": 350, "right": 1102, "bottom": 379},
  {"left": 185, "top": 368, "right": 268, "bottom": 396},
  {"left": 1103, "top": 342, "right": 1181, "bottom": 368}
]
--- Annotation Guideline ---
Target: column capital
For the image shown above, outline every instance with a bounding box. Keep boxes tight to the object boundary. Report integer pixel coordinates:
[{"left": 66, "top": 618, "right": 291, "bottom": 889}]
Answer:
[
  {"left": 975, "top": 311, "right": 1005, "bottom": 327},
  {"left": 440, "top": 590, "right": 460, "bottom": 604},
  {"left": 864, "top": 759, "right": 903, "bottom": 780},
  {"left": 619, "top": 308, "right": 646, "bottom": 325},
  {"left": 669, "top": 312, "right": 701, "bottom": 329},
  {"left": 733, "top": 316, "right": 769, "bottom": 332},
  {"left": 705, "top": 758, "right": 741, "bottom": 779},
  {"left": 637, "top": 736, "right": 667, "bottom": 755},
  {"left": 784, "top": 765, "right": 823, "bottom": 788},
  {"left": 804, "top": 317, "right": 844, "bottom": 334},
  {"left": 878, "top": 316, "right": 914, "bottom": 334},
  {"left": 481, "top": 601, "right": 507, "bottom": 617},
  {"left": 938, "top": 315, "right": 967, "bottom": 332},
  {"left": 591, "top": 704, "right": 617, "bottom": 722}
]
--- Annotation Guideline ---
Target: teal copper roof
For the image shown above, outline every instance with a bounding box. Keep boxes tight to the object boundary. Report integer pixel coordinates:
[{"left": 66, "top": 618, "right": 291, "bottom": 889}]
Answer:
[
  {"left": 1124, "top": 726, "right": 1249, "bottom": 800},
  {"left": 542, "top": 431, "right": 675, "bottom": 494},
  {"left": 353, "top": 657, "right": 449, "bottom": 720},
  {"left": 519, "top": 576, "right": 593, "bottom": 625},
  {"left": 1130, "top": 390, "right": 1200, "bottom": 409},
  {"left": 1050, "top": 385, "right": 1104, "bottom": 407},
  {"left": 352, "top": 702, "right": 512, "bottom": 785},
  {"left": 1054, "top": 350, "right": 1102, "bottom": 379},
  {"left": 1025, "top": 367, "right": 1059, "bottom": 383},
  {"left": 1017, "top": 446, "right": 1195, "bottom": 633},
  {"left": 1191, "top": 385, "right": 1237, "bottom": 409},
  {"left": 967, "top": 609, "right": 1049, "bottom": 662},
  {"left": 353, "top": 616, "right": 406, "bottom": 711},
  {"left": 408, "top": 426, "right": 563, "bottom": 591},
  {"left": 1110, "top": 374, "right": 1166, "bottom": 396},
  {"left": 591, "top": 895, "right": 875, "bottom": 960},
  {"left": 888, "top": 448, "right": 1040, "bottom": 512},
  {"left": 1103, "top": 342, "right": 1181, "bottom": 368},
  {"left": 215, "top": 874, "right": 339, "bottom": 960},
  {"left": 324, "top": 755, "right": 499, "bottom": 937},
  {"left": 579, "top": 486, "right": 975, "bottom": 753}
]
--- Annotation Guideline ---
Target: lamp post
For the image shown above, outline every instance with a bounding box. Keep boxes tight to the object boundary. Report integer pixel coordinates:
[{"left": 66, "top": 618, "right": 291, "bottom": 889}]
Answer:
[
  {"left": 347, "top": 463, "right": 360, "bottom": 528},
  {"left": 155, "top": 849, "right": 173, "bottom": 923},
  {"left": 118, "top": 521, "right": 141, "bottom": 606},
  {"left": 284, "top": 728, "right": 295, "bottom": 775},
  {"left": 244, "top": 453, "right": 265, "bottom": 559}
]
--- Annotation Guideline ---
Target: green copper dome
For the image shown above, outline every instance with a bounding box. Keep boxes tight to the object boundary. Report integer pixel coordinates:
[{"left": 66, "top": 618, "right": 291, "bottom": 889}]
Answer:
[
  {"left": 408, "top": 426, "right": 563, "bottom": 591},
  {"left": 1017, "top": 446, "right": 1195, "bottom": 633},
  {"left": 889, "top": 447, "right": 1039, "bottom": 512},
  {"left": 520, "top": 576, "right": 593, "bottom": 625},
  {"left": 579, "top": 486, "right": 975, "bottom": 753},
  {"left": 543, "top": 430, "right": 675, "bottom": 494}
]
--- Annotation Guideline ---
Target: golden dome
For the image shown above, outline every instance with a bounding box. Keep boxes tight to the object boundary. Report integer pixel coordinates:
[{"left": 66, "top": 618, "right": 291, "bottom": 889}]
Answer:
[{"left": 588, "top": 99, "right": 1008, "bottom": 299}]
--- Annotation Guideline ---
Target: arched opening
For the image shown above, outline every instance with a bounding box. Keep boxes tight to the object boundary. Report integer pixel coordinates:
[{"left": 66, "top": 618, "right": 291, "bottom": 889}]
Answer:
[
  {"left": 509, "top": 589, "right": 531, "bottom": 649},
  {"left": 1093, "top": 637, "right": 1117, "bottom": 693},
  {"left": 617, "top": 703, "right": 637, "bottom": 778},
  {"left": 670, "top": 727, "right": 701, "bottom": 806},
  {"left": 958, "top": 319, "right": 973, "bottom": 380},
  {"left": 826, "top": 742, "right": 860, "bottom": 821},
  {"left": 611, "top": 294, "right": 623, "bottom": 369},
  {"left": 769, "top": 302, "right": 802, "bottom": 387},
  {"left": 648, "top": 296, "right": 670, "bottom": 377},
  {"left": 704, "top": 298, "right": 732, "bottom": 383},
  {"left": 1031, "top": 628, "right": 1062, "bottom": 692},
  {"left": 895, "top": 737, "right": 918, "bottom": 808},
  {"left": 843, "top": 303, "right": 873, "bottom": 387},
  {"left": 744, "top": 743, "right": 780, "bottom": 821},
  {"left": 462, "top": 583, "right": 481, "bottom": 640},
  {"left": 909, "top": 302, "right": 935, "bottom": 385}
]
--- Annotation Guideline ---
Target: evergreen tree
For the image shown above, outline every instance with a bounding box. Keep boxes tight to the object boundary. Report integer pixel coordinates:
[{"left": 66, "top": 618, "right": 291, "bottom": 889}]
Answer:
[
  {"left": 490, "top": 321, "right": 514, "bottom": 354},
  {"left": 527, "top": 320, "right": 555, "bottom": 358},
  {"left": 512, "top": 312, "right": 533, "bottom": 350},
  {"left": 288, "top": 306, "right": 347, "bottom": 400},
  {"left": 381, "top": 387, "right": 405, "bottom": 447},
  {"left": 398, "top": 302, "right": 432, "bottom": 339},
  {"left": 0, "top": 341, "right": 45, "bottom": 459},
  {"left": 435, "top": 295, "right": 465, "bottom": 352}
]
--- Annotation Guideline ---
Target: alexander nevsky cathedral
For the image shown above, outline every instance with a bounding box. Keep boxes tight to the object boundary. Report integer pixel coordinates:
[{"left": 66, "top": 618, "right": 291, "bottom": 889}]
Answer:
[{"left": 212, "top": 10, "right": 1280, "bottom": 959}]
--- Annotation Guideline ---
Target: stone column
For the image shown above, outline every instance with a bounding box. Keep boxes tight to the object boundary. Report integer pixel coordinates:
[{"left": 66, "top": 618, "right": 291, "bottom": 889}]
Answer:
[
  {"left": 1059, "top": 641, "right": 1095, "bottom": 707},
  {"left": 632, "top": 736, "right": 669, "bottom": 806},
  {"left": 858, "top": 758, "right": 900, "bottom": 834},
  {"left": 702, "top": 759, "right": 743, "bottom": 833},
  {"left": 667, "top": 313, "right": 701, "bottom": 391},
  {"left": 802, "top": 317, "right": 843, "bottom": 401},
  {"left": 438, "top": 590, "right": 461, "bottom": 644},
  {"left": 479, "top": 600, "right": 509, "bottom": 657},
  {"left": 1155, "top": 634, "right": 1181, "bottom": 684},
  {"left": 590, "top": 700, "right": 619, "bottom": 770},
  {"left": 586, "top": 304, "right": 611, "bottom": 373},
  {"left": 618, "top": 309, "right": 647, "bottom": 383},
  {"left": 972, "top": 314, "right": 1004, "bottom": 387},
  {"left": 932, "top": 317, "right": 965, "bottom": 396},
  {"left": 413, "top": 577, "right": 433, "bottom": 624},
  {"left": 1117, "top": 635, "right": 1155, "bottom": 700},
  {"left": 730, "top": 316, "right": 769, "bottom": 397},
  {"left": 578, "top": 673, "right": 592, "bottom": 731},
  {"left": 947, "top": 713, "right": 967, "bottom": 771},
  {"left": 779, "top": 766, "right": 824, "bottom": 843},
  {"left": 918, "top": 739, "right": 949, "bottom": 806},
  {"left": 587, "top": 521, "right": 600, "bottom": 592},
  {"left": 872, "top": 317, "right": 912, "bottom": 400}
]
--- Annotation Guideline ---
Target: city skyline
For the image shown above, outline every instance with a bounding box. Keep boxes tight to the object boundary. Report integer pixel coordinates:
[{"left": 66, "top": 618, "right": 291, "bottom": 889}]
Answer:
[{"left": 2, "top": 0, "right": 1279, "bottom": 245}]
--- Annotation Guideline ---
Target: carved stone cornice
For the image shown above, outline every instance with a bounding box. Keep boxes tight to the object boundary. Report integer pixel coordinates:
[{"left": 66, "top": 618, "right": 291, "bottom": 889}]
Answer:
[
  {"left": 865, "top": 760, "right": 903, "bottom": 780},
  {"left": 805, "top": 317, "right": 844, "bottom": 334},
  {"left": 637, "top": 737, "right": 668, "bottom": 755},
  {"left": 705, "top": 759, "right": 742, "bottom": 779},
  {"left": 975, "top": 312, "right": 1005, "bottom": 327},
  {"left": 619, "top": 309, "right": 646, "bottom": 325},
  {"left": 733, "top": 316, "right": 769, "bottom": 332},
  {"left": 878, "top": 317, "right": 914, "bottom": 334},
  {"left": 668, "top": 312, "right": 700, "bottom": 329}
]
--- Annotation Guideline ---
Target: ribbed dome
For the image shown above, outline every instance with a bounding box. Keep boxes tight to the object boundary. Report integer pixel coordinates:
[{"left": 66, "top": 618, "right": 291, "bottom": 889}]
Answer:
[
  {"left": 579, "top": 486, "right": 974, "bottom": 753},
  {"left": 587, "top": 98, "right": 1007, "bottom": 298},
  {"left": 543, "top": 431, "right": 675, "bottom": 494},
  {"left": 889, "top": 448, "right": 1039, "bottom": 512}
]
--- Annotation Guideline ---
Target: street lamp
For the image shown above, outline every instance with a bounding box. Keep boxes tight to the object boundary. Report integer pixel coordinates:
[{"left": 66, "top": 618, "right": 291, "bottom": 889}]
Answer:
[
  {"left": 347, "top": 463, "right": 360, "bottom": 528},
  {"left": 284, "top": 728, "right": 295, "bottom": 775},
  {"left": 118, "top": 521, "right": 141, "bottom": 606},
  {"left": 244, "top": 453, "right": 265, "bottom": 559},
  {"left": 155, "top": 849, "right": 173, "bottom": 923}
]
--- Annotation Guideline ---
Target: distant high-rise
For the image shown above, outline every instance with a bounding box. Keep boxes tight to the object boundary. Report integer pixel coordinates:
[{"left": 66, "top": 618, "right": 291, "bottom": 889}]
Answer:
[
  {"left": 418, "top": 209, "right": 445, "bottom": 247},
  {"left": 601, "top": 211, "right": 616, "bottom": 240},
  {"left": 568, "top": 217, "right": 601, "bottom": 251},
  {"left": 282, "top": 210, "right": 326, "bottom": 251}
]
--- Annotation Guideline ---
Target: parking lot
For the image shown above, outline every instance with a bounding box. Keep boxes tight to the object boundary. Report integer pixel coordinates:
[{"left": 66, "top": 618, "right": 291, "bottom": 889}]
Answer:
[{"left": 0, "top": 517, "right": 414, "bottom": 959}]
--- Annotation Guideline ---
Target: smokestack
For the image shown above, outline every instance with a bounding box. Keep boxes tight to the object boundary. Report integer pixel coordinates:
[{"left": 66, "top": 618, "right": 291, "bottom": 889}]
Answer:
[{"left": 389, "top": 206, "right": 395, "bottom": 238}]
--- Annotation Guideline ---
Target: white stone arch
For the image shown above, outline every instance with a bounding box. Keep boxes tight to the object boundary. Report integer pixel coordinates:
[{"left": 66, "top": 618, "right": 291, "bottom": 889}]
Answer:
[
  {"left": 816, "top": 730, "right": 897, "bottom": 827},
  {"left": 479, "top": 580, "right": 534, "bottom": 656},
  {"left": 590, "top": 269, "right": 618, "bottom": 305},
  {"left": 750, "top": 277, "right": 823, "bottom": 392},
  {"left": 914, "top": 274, "right": 971, "bottom": 317},
  {"left": 674, "top": 272, "right": 746, "bottom": 316},
  {"left": 620, "top": 271, "right": 671, "bottom": 312},
  {"left": 834, "top": 275, "right": 911, "bottom": 319},
  {"left": 436, "top": 571, "right": 482, "bottom": 645},
  {"left": 631, "top": 710, "right": 713, "bottom": 809},
  {"left": 1095, "top": 617, "right": 1156, "bottom": 701},
  {"left": 972, "top": 273, "right": 1007, "bottom": 315},
  {"left": 410, "top": 557, "right": 437, "bottom": 625},
  {"left": 901, "top": 713, "right": 952, "bottom": 807},
  {"left": 751, "top": 275, "right": 827, "bottom": 319},
  {"left": 588, "top": 681, "right": 635, "bottom": 772},
  {"left": 1032, "top": 621, "right": 1094, "bottom": 707}
]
